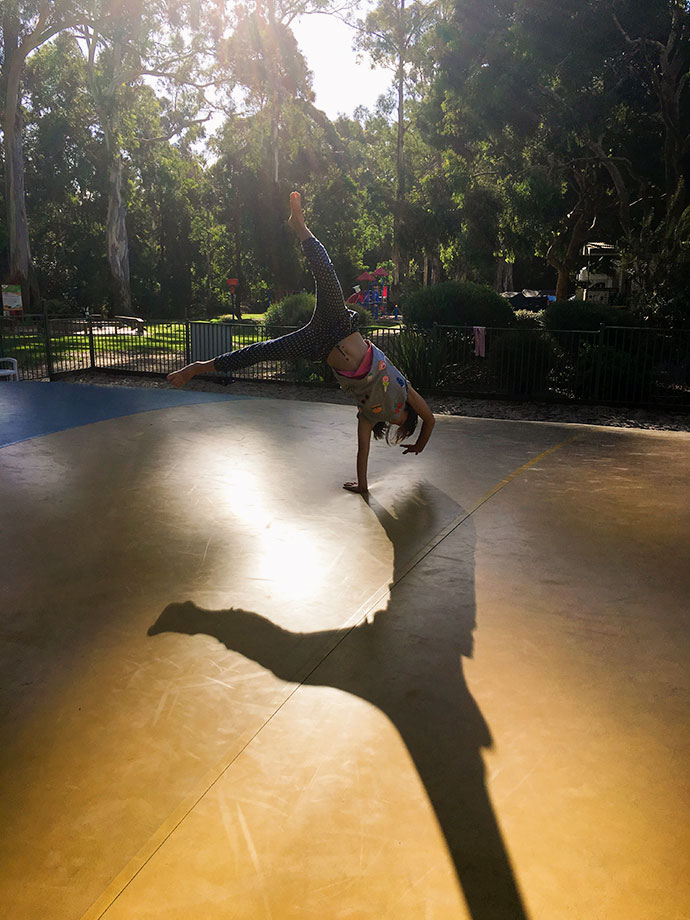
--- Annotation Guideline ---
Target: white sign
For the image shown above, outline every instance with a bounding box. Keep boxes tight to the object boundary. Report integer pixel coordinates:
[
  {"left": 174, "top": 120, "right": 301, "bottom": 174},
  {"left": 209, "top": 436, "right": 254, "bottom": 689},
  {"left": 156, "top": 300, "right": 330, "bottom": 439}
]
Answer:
[{"left": 2, "top": 285, "right": 23, "bottom": 313}]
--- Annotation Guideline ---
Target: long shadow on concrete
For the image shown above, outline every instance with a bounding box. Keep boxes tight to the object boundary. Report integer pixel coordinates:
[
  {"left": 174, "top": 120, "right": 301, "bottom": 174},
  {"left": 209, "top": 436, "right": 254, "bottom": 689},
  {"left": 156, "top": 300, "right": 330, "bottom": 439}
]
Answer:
[{"left": 149, "top": 483, "right": 528, "bottom": 919}]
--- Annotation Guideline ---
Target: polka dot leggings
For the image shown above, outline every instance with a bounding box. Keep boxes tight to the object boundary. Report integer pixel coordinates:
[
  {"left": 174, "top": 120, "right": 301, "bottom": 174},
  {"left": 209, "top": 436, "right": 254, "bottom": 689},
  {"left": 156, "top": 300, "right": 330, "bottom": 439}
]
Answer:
[{"left": 213, "top": 238, "right": 359, "bottom": 374}]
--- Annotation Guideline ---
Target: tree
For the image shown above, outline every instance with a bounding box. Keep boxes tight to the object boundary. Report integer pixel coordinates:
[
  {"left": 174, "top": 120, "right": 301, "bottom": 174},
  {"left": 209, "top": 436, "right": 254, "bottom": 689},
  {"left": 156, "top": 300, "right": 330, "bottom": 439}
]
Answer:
[
  {"left": 355, "top": 0, "right": 440, "bottom": 287},
  {"left": 425, "top": 0, "right": 690, "bottom": 315},
  {"left": 212, "top": 1, "right": 371, "bottom": 296},
  {"left": 611, "top": 1, "right": 690, "bottom": 322},
  {"left": 1, "top": 0, "right": 88, "bottom": 309},
  {"left": 73, "top": 0, "right": 216, "bottom": 314},
  {"left": 22, "top": 31, "right": 107, "bottom": 311}
]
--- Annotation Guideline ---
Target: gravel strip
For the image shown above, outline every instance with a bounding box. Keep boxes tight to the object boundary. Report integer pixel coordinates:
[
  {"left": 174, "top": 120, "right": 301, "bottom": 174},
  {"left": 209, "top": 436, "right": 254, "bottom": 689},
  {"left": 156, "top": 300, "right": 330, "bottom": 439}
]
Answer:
[{"left": 58, "top": 371, "right": 690, "bottom": 432}]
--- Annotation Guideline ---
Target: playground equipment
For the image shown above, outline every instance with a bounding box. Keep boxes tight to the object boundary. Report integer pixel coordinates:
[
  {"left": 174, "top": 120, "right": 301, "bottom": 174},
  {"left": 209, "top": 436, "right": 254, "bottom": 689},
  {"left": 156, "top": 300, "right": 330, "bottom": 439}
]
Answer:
[{"left": 347, "top": 268, "right": 391, "bottom": 317}]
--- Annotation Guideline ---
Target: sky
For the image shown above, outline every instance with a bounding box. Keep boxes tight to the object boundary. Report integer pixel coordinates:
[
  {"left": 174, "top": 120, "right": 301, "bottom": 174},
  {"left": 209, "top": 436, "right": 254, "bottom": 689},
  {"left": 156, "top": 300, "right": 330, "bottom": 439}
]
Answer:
[{"left": 291, "top": 13, "right": 393, "bottom": 119}]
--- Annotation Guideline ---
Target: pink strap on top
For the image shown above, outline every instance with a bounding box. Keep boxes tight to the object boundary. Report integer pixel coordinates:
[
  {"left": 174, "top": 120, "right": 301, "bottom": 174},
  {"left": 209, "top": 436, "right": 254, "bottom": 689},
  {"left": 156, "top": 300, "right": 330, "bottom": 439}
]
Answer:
[{"left": 339, "top": 343, "right": 373, "bottom": 378}]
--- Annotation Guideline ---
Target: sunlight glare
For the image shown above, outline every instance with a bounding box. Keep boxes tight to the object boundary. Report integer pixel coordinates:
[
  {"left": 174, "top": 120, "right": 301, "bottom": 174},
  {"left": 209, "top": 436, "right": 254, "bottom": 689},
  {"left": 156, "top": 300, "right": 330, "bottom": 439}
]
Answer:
[
  {"left": 292, "top": 14, "right": 392, "bottom": 118},
  {"left": 220, "top": 468, "right": 326, "bottom": 603}
]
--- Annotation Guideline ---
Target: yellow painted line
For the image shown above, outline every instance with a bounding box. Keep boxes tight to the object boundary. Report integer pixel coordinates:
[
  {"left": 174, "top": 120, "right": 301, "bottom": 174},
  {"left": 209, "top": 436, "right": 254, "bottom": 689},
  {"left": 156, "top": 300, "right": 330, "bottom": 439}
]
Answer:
[
  {"left": 81, "top": 431, "right": 578, "bottom": 919},
  {"left": 383, "top": 432, "right": 580, "bottom": 597},
  {"left": 466, "top": 432, "right": 580, "bottom": 517}
]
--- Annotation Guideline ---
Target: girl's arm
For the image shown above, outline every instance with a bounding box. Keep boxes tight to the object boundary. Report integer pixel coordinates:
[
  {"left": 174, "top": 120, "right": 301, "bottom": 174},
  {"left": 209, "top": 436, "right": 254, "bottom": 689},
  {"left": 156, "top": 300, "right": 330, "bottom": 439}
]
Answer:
[
  {"left": 402, "top": 385, "right": 436, "bottom": 455},
  {"left": 343, "top": 416, "right": 372, "bottom": 493}
]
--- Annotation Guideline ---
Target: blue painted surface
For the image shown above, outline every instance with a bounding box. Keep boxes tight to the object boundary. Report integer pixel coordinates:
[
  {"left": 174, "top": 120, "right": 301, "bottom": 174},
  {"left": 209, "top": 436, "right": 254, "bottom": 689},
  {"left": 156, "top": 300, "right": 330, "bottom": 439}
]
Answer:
[{"left": 0, "top": 380, "right": 243, "bottom": 449}]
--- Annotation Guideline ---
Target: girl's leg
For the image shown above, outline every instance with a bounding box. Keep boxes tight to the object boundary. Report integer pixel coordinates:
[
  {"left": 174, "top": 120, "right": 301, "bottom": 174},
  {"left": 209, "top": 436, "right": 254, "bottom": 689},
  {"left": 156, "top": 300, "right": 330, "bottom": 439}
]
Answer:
[
  {"left": 169, "top": 193, "right": 353, "bottom": 386},
  {"left": 213, "top": 324, "right": 318, "bottom": 374},
  {"left": 289, "top": 191, "right": 355, "bottom": 342},
  {"left": 301, "top": 237, "right": 353, "bottom": 335}
]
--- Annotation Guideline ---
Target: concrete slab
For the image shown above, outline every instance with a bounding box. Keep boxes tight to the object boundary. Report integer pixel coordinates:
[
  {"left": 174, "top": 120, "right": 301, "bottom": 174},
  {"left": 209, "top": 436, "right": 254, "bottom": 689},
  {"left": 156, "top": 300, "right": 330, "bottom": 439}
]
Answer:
[{"left": 0, "top": 390, "right": 687, "bottom": 919}]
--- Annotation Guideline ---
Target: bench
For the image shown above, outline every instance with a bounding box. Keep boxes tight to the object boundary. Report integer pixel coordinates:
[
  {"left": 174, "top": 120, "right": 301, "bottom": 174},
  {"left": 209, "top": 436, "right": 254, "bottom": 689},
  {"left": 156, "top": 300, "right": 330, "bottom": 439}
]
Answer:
[{"left": 0, "top": 357, "right": 19, "bottom": 381}]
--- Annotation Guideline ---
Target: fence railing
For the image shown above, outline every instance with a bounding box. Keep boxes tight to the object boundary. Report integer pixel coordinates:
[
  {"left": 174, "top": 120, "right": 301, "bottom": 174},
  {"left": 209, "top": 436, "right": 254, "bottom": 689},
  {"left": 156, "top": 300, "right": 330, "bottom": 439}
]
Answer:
[{"left": 1, "top": 315, "right": 689, "bottom": 408}]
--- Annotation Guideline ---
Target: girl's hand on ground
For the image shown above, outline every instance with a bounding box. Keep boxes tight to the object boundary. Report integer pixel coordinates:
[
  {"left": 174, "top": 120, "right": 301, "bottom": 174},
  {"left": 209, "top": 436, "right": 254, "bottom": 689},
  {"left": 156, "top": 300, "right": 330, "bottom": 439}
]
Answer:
[
  {"left": 402, "top": 444, "right": 423, "bottom": 455},
  {"left": 343, "top": 481, "right": 368, "bottom": 494}
]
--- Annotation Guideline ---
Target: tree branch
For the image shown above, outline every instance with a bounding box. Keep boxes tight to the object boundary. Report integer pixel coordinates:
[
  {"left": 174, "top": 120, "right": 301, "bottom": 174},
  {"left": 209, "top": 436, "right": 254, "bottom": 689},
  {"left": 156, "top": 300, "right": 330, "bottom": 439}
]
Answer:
[{"left": 137, "top": 114, "right": 212, "bottom": 143}]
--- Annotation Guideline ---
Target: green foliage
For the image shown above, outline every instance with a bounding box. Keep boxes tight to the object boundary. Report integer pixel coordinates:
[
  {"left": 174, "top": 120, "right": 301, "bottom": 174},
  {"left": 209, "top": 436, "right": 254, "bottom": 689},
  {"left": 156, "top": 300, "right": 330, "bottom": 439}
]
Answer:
[
  {"left": 403, "top": 280, "right": 515, "bottom": 328},
  {"left": 211, "top": 314, "right": 259, "bottom": 325},
  {"left": 264, "top": 292, "right": 371, "bottom": 338},
  {"left": 22, "top": 34, "right": 109, "bottom": 312},
  {"left": 543, "top": 300, "right": 637, "bottom": 331},
  {"left": 387, "top": 329, "right": 454, "bottom": 391},
  {"left": 489, "top": 329, "right": 555, "bottom": 397},
  {"left": 264, "top": 293, "right": 315, "bottom": 334},
  {"left": 514, "top": 309, "right": 544, "bottom": 328},
  {"left": 573, "top": 341, "right": 654, "bottom": 403},
  {"left": 8, "top": 0, "right": 690, "bottom": 346},
  {"left": 42, "top": 298, "right": 74, "bottom": 315}
]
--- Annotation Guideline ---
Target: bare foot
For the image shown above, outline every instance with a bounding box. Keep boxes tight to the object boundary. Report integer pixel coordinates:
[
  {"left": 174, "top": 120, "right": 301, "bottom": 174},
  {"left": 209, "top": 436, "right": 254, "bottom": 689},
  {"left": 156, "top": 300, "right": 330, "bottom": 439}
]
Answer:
[{"left": 288, "top": 191, "right": 312, "bottom": 240}]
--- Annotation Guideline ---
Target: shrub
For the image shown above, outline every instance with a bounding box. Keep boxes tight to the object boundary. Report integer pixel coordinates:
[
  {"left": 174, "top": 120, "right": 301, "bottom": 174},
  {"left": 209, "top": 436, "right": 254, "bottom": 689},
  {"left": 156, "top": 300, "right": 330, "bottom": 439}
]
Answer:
[
  {"left": 543, "top": 299, "right": 636, "bottom": 331},
  {"left": 344, "top": 301, "right": 373, "bottom": 326},
  {"left": 43, "top": 298, "right": 74, "bottom": 315},
  {"left": 573, "top": 340, "right": 654, "bottom": 402},
  {"left": 403, "top": 280, "right": 515, "bottom": 329},
  {"left": 514, "top": 309, "right": 545, "bottom": 328},
  {"left": 489, "top": 329, "right": 555, "bottom": 397},
  {"left": 387, "top": 329, "right": 455, "bottom": 391},
  {"left": 210, "top": 314, "right": 259, "bottom": 325},
  {"left": 264, "top": 293, "right": 316, "bottom": 332},
  {"left": 264, "top": 292, "right": 371, "bottom": 337}
]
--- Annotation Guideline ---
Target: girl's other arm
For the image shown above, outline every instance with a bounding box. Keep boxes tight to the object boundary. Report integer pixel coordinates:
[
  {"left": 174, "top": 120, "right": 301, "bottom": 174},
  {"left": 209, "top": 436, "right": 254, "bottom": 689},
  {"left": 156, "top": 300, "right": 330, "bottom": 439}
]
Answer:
[
  {"left": 343, "top": 416, "right": 372, "bottom": 493},
  {"left": 402, "top": 385, "right": 435, "bottom": 454}
]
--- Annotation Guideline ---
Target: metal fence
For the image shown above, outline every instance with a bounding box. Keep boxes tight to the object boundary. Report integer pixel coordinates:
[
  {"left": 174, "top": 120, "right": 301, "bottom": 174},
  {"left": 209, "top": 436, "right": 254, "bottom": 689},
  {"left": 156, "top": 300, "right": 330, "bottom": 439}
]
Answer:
[
  {"left": 1, "top": 315, "right": 689, "bottom": 408},
  {"left": 0, "top": 314, "right": 188, "bottom": 380}
]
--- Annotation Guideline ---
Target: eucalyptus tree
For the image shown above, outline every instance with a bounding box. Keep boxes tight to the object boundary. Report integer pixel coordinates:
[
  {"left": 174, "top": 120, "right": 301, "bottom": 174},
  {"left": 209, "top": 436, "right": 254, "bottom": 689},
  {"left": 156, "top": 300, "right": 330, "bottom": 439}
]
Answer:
[
  {"left": 124, "top": 83, "right": 210, "bottom": 319},
  {"left": 212, "top": 0, "right": 361, "bottom": 293},
  {"left": 22, "top": 31, "right": 107, "bottom": 311},
  {"left": 354, "top": 0, "right": 442, "bottom": 286},
  {"left": 72, "top": 0, "right": 219, "bottom": 314},
  {"left": 219, "top": 3, "right": 313, "bottom": 188},
  {"left": 1, "top": 0, "right": 89, "bottom": 308}
]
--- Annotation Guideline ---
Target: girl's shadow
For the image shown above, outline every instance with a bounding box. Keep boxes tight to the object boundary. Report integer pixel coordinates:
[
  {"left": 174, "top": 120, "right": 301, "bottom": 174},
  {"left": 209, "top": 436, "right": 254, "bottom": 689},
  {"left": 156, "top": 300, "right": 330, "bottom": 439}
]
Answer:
[{"left": 149, "top": 482, "right": 528, "bottom": 919}]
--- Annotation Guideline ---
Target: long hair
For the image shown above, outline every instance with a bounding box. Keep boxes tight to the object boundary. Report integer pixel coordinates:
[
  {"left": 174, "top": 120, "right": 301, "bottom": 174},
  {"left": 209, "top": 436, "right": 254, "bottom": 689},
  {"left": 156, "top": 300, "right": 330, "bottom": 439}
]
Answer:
[{"left": 372, "top": 401, "right": 419, "bottom": 444}]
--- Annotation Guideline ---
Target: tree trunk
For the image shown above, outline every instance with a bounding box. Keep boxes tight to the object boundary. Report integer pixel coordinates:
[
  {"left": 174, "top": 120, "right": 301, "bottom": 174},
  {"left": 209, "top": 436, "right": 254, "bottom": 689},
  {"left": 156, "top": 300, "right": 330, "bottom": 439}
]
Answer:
[
  {"left": 547, "top": 183, "right": 596, "bottom": 302},
  {"left": 1, "top": 13, "right": 41, "bottom": 309},
  {"left": 106, "top": 153, "right": 132, "bottom": 315},
  {"left": 554, "top": 266, "right": 570, "bottom": 302},
  {"left": 548, "top": 218, "right": 589, "bottom": 302},
  {"left": 393, "top": 4, "right": 406, "bottom": 287},
  {"left": 234, "top": 240, "right": 243, "bottom": 320},
  {"left": 494, "top": 257, "right": 513, "bottom": 292},
  {"left": 431, "top": 253, "right": 441, "bottom": 285},
  {"left": 265, "top": 0, "right": 280, "bottom": 186}
]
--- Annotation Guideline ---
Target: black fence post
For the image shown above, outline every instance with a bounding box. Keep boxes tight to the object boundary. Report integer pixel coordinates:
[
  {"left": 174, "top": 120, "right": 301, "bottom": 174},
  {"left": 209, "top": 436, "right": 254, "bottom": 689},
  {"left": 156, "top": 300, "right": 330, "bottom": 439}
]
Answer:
[
  {"left": 593, "top": 323, "right": 606, "bottom": 401},
  {"left": 43, "top": 311, "right": 55, "bottom": 380},
  {"left": 88, "top": 314, "right": 96, "bottom": 369}
]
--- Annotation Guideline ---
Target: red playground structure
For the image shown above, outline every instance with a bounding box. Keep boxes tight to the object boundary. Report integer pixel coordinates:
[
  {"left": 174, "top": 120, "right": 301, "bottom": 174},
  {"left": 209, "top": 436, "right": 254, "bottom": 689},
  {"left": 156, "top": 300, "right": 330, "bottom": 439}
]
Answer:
[{"left": 346, "top": 267, "right": 392, "bottom": 317}]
